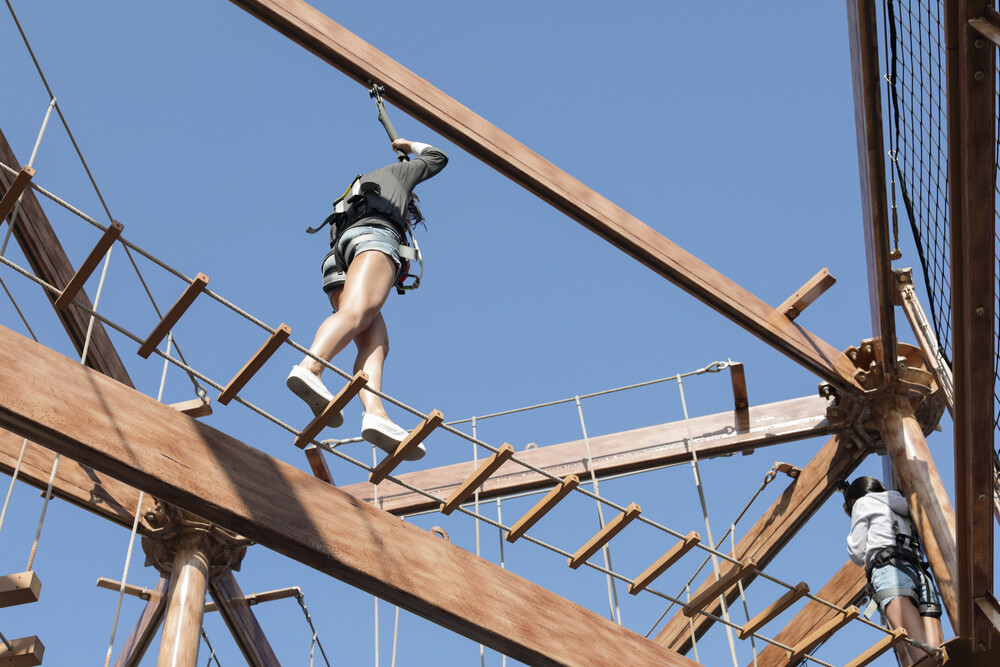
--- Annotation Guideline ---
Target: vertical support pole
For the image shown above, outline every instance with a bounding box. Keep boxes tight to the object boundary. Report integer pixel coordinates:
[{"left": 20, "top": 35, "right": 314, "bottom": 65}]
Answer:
[
  {"left": 157, "top": 532, "right": 210, "bottom": 667},
  {"left": 874, "top": 393, "right": 959, "bottom": 630}
]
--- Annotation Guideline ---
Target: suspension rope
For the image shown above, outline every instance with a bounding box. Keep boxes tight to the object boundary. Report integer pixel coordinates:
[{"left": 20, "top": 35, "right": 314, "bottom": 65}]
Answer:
[
  {"left": 0, "top": 253, "right": 942, "bottom": 662},
  {"left": 0, "top": 630, "right": 11, "bottom": 651},
  {"left": 102, "top": 490, "right": 146, "bottom": 667},
  {"left": 295, "top": 592, "right": 332, "bottom": 667},
  {"left": 0, "top": 273, "right": 37, "bottom": 340},
  {"left": 200, "top": 628, "right": 222, "bottom": 667},
  {"left": 0, "top": 97, "right": 55, "bottom": 258},
  {"left": 731, "top": 527, "right": 758, "bottom": 666},
  {"left": 472, "top": 417, "right": 485, "bottom": 667}
]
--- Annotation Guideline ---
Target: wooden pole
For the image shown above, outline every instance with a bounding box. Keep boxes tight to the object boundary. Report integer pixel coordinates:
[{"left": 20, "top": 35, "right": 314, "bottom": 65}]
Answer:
[
  {"left": 157, "top": 533, "right": 210, "bottom": 667},
  {"left": 874, "top": 392, "right": 959, "bottom": 631}
]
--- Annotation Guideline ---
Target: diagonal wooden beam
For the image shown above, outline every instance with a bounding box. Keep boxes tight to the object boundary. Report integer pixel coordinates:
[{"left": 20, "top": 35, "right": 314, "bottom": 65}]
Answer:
[
  {"left": 0, "top": 325, "right": 701, "bottom": 667},
  {"left": 751, "top": 560, "right": 867, "bottom": 667},
  {"left": 112, "top": 576, "right": 169, "bottom": 667},
  {"left": 224, "top": 0, "right": 862, "bottom": 394},
  {"left": 208, "top": 573, "right": 280, "bottom": 667},
  {"left": 847, "top": 0, "right": 899, "bottom": 384},
  {"left": 342, "top": 395, "right": 835, "bottom": 516},
  {"left": 654, "top": 433, "right": 869, "bottom": 652}
]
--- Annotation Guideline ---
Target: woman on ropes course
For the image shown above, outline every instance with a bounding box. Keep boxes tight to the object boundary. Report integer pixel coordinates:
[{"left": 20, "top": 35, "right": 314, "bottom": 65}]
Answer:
[
  {"left": 287, "top": 137, "right": 448, "bottom": 460},
  {"left": 843, "top": 476, "right": 944, "bottom": 660}
]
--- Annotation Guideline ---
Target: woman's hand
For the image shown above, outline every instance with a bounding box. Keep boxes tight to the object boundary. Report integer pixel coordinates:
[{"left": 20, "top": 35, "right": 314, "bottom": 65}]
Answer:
[{"left": 391, "top": 138, "right": 413, "bottom": 155}]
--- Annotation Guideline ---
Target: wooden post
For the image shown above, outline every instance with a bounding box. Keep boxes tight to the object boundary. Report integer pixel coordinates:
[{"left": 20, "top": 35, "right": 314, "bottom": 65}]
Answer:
[
  {"left": 440, "top": 443, "right": 515, "bottom": 515},
  {"left": 293, "top": 371, "right": 369, "bottom": 449},
  {"left": 0, "top": 571, "right": 41, "bottom": 608},
  {"left": 368, "top": 410, "right": 444, "bottom": 484},
  {"left": 729, "top": 362, "right": 749, "bottom": 432},
  {"left": 54, "top": 221, "right": 124, "bottom": 311},
  {"left": 737, "top": 581, "right": 808, "bottom": 640},
  {"left": 157, "top": 532, "right": 210, "bottom": 667},
  {"left": 775, "top": 268, "right": 836, "bottom": 321},
  {"left": 0, "top": 165, "right": 35, "bottom": 223},
  {"left": 137, "top": 274, "right": 209, "bottom": 359},
  {"left": 506, "top": 475, "right": 579, "bottom": 543},
  {"left": 304, "top": 445, "right": 335, "bottom": 485},
  {"left": 218, "top": 324, "right": 291, "bottom": 405},
  {"left": 628, "top": 531, "right": 701, "bottom": 595},
  {"left": 0, "top": 636, "right": 44, "bottom": 666},
  {"left": 568, "top": 503, "right": 641, "bottom": 569},
  {"left": 207, "top": 573, "right": 280, "bottom": 667},
  {"left": 112, "top": 577, "right": 169, "bottom": 667},
  {"left": 874, "top": 392, "right": 959, "bottom": 630},
  {"left": 682, "top": 558, "right": 757, "bottom": 618}
]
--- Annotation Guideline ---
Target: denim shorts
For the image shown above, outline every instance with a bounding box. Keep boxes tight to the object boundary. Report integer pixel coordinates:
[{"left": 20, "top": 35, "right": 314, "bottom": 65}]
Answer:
[
  {"left": 870, "top": 561, "right": 942, "bottom": 617},
  {"left": 322, "top": 223, "right": 402, "bottom": 295}
]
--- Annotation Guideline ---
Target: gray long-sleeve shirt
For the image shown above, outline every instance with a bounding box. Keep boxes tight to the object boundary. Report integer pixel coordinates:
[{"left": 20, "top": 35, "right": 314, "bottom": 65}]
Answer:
[{"left": 354, "top": 144, "right": 449, "bottom": 230}]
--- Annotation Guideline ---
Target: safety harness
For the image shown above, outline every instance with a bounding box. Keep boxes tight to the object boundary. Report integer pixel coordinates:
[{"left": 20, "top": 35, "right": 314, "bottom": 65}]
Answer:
[{"left": 865, "top": 510, "right": 941, "bottom": 616}]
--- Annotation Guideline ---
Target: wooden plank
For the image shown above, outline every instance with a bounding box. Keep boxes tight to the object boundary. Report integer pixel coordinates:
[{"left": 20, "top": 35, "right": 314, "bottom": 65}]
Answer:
[
  {"left": 440, "top": 443, "right": 515, "bottom": 515},
  {"left": 137, "top": 273, "right": 209, "bottom": 359},
  {"left": 751, "top": 561, "right": 867, "bottom": 667},
  {"left": 0, "top": 636, "right": 43, "bottom": 667},
  {"left": 293, "top": 371, "right": 368, "bottom": 449},
  {"left": 218, "top": 324, "right": 291, "bottom": 405},
  {"left": 0, "top": 326, "right": 700, "bottom": 666},
  {"left": 843, "top": 629, "right": 908, "bottom": 667},
  {"left": 169, "top": 397, "right": 212, "bottom": 418},
  {"left": 0, "top": 129, "right": 133, "bottom": 386},
  {"left": 975, "top": 594, "right": 1000, "bottom": 634},
  {"left": 729, "top": 363, "right": 749, "bottom": 433},
  {"left": 53, "top": 220, "right": 124, "bottom": 311},
  {"left": 737, "top": 581, "right": 809, "bottom": 641},
  {"left": 204, "top": 586, "right": 301, "bottom": 613},
  {"left": 0, "top": 165, "right": 35, "bottom": 223},
  {"left": 968, "top": 14, "right": 1000, "bottom": 47},
  {"left": 304, "top": 445, "right": 335, "bottom": 485},
  {"left": 225, "top": 0, "right": 862, "bottom": 394},
  {"left": 788, "top": 605, "right": 859, "bottom": 663},
  {"left": 345, "top": 394, "right": 834, "bottom": 516},
  {"left": 208, "top": 573, "right": 280, "bottom": 667},
  {"left": 369, "top": 410, "right": 444, "bottom": 484},
  {"left": 655, "top": 434, "right": 869, "bottom": 651},
  {"left": 775, "top": 268, "right": 836, "bottom": 321},
  {"left": 111, "top": 576, "right": 168, "bottom": 667},
  {"left": 848, "top": 0, "right": 898, "bottom": 384},
  {"left": 681, "top": 558, "right": 756, "bottom": 618},
  {"left": 0, "top": 571, "right": 41, "bottom": 608},
  {"left": 629, "top": 531, "right": 701, "bottom": 596},
  {"left": 946, "top": 0, "right": 996, "bottom": 648},
  {"left": 506, "top": 475, "right": 579, "bottom": 544},
  {"left": 568, "top": 503, "right": 641, "bottom": 569}
]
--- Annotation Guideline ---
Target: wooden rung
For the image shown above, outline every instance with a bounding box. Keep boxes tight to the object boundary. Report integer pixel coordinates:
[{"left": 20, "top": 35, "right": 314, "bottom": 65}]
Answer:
[
  {"left": 137, "top": 273, "right": 209, "bottom": 359},
  {"left": 776, "top": 267, "right": 836, "bottom": 321},
  {"left": 304, "top": 445, "right": 335, "bottom": 485},
  {"left": 0, "top": 165, "right": 35, "bottom": 223},
  {"left": 218, "top": 324, "right": 291, "bottom": 405},
  {"left": 788, "top": 605, "right": 859, "bottom": 662},
  {"left": 169, "top": 397, "right": 212, "bottom": 418},
  {"left": 568, "top": 503, "right": 641, "bottom": 570},
  {"left": 0, "top": 635, "right": 44, "bottom": 666},
  {"left": 737, "top": 581, "right": 809, "bottom": 640},
  {"left": 369, "top": 410, "right": 444, "bottom": 484},
  {"left": 843, "top": 628, "right": 908, "bottom": 667},
  {"left": 54, "top": 220, "right": 124, "bottom": 310},
  {"left": 506, "top": 475, "right": 579, "bottom": 543},
  {"left": 0, "top": 571, "right": 41, "bottom": 608},
  {"left": 440, "top": 443, "right": 515, "bottom": 515},
  {"left": 775, "top": 461, "right": 801, "bottom": 479},
  {"left": 96, "top": 577, "right": 156, "bottom": 601},
  {"left": 294, "top": 371, "right": 369, "bottom": 449},
  {"left": 629, "top": 531, "right": 701, "bottom": 595},
  {"left": 682, "top": 557, "right": 758, "bottom": 617},
  {"left": 204, "top": 586, "right": 301, "bottom": 613},
  {"left": 729, "top": 362, "right": 748, "bottom": 411}
]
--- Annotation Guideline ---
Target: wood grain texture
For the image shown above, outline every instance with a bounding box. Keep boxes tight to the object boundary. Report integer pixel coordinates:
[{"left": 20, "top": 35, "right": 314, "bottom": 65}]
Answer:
[
  {"left": 208, "top": 573, "right": 280, "bottom": 667},
  {"left": 112, "top": 577, "right": 168, "bottom": 667},
  {"left": 0, "top": 325, "right": 700, "bottom": 666},
  {"left": 225, "top": 0, "right": 862, "bottom": 393}
]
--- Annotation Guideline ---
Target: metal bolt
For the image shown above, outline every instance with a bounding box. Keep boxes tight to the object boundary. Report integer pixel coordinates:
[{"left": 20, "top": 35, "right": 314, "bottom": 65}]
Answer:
[
  {"left": 849, "top": 350, "right": 858, "bottom": 360},
  {"left": 974, "top": 70, "right": 985, "bottom": 81},
  {"left": 979, "top": 493, "right": 987, "bottom": 501},
  {"left": 975, "top": 38, "right": 985, "bottom": 48},
  {"left": 863, "top": 344, "right": 872, "bottom": 353},
  {"left": 976, "top": 307, "right": 985, "bottom": 317}
]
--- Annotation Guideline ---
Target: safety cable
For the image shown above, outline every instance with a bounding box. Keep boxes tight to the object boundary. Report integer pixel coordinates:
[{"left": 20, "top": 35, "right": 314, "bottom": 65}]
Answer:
[
  {"left": 0, "top": 97, "right": 55, "bottom": 258},
  {"left": 101, "top": 490, "right": 146, "bottom": 667},
  {"left": 295, "top": 592, "right": 332, "bottom": 667},
  {"left": 0, "top": 252, "right": 943, "bottom": 662},
  {"left": 472, "top": 417, "right": 486, "bottom": 667},
  {"left": 0, "top": 273, "right": 37, "bottom": 341},
  {"left": 200, "top": 628, "right": 222, "bottom": 667},
  {"left": 0, "top": 630, "right": 11, "bottom": 652}
]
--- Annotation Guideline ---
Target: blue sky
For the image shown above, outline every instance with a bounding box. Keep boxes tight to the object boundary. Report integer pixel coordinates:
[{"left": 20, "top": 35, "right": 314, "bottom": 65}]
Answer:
[{"left": 0, "top": 2, "right": 989, "bottom": 666}]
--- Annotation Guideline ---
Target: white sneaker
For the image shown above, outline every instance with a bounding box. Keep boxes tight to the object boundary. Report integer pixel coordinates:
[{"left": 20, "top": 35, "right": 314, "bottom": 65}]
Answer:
[
  {"left": 362, "top": 413, "right": 425, "bottom": 461},
  {"left": 286, "top": 366, "right": 344, "bottom": 428}
]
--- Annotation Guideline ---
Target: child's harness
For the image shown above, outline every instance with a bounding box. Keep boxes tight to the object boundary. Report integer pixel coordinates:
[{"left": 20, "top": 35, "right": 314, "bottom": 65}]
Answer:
[{"left": 865, "top": 510, "right": 940, "bottom": 615}]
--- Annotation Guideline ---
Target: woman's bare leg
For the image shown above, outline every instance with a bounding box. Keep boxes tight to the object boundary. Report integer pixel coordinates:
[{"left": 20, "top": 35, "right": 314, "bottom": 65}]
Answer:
[
  {"left": 884, "top": 597, "right": 928, "bottom": 663},
  {"left": 351, "top": 311, "right": 390, "bottom": 419},
  {"left": 922, "top": 615, "right": 944, "bottom": 648}
]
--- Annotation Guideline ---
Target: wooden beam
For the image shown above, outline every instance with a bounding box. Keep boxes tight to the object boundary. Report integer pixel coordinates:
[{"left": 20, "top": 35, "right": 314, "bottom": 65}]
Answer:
[
  {"left": 506, "top": 475, "right": 579, "bottom": 544},
  {"left": 775, "top": 268, "right": 836, "bottom": 321},
  {"left": 204, "top": 586, "right": 301, "bottom": 613},
  {"left": 440, "top": 443, "right": 515, "bottom": 515},
  {"left": 346, "top": 394, "right": 834, "bottom": 516},
  {"left": 0, "top": 165, "right": 35, "bottom": 223},
  {"left": 53, "top": 220, "right": 124, "bottom": 311},
  {"left": 0, "top": 325, "right": 701, "bottom": 666},
  {"left": 568, "top": 503, "right": 641, "bottom": 569},
  {"left": 629, "top": 532, "right": 701, "bottom": 596},
  {"left": 218, "top": 324, "right": 291, "bottom": 405},
  {"left": 111, "top": 576, "right": 168, "bottom": 667},
  {"left": 304, "top": 445, "right": 335, "bottom": 485},
  {"left": 947, "top": 0, "right": 996, "bottom": 648},
  {"left": 137, "top": 273, "right": 209, "bottom": 359},
  {"left": 737, "top": 581, "right": 809, "bottom": 641},
  {"left": 0, "top": 129, "right": 133, "bottom": 386},
  {"left": 208, "top": 573, "right": 280, "bottom": 667},
  {"left": 848, "top": 0, "right": 898, "bottom": 385},
  {"left": 0, "top": 636, "right": 43, "bottom": 667},
  {"left": 224, "top": 0, "right": 862, "bottom": 393},
  {"left": 729, "top": 362, "right": 749, "bottom": 432},
  {"left": 0, "top": 571, "right": 41, "bottom": 608},
  {"left": 969, "top": 12, "right": 1000, "bottom": 47},
  {"left": 751, "top": 561, "right": 867, "bottom": 667},
  {"left": 655, "top": 433, "right": 869, "bottom": 652}
]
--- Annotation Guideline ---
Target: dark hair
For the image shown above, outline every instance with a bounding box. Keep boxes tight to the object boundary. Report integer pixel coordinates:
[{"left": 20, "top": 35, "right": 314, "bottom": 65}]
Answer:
[
  {"left": 843, "top": 476, "right": 886, "bottom": 516},
  {"left": 405, "top": 192, "right": 425, "bottom": 231}
]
